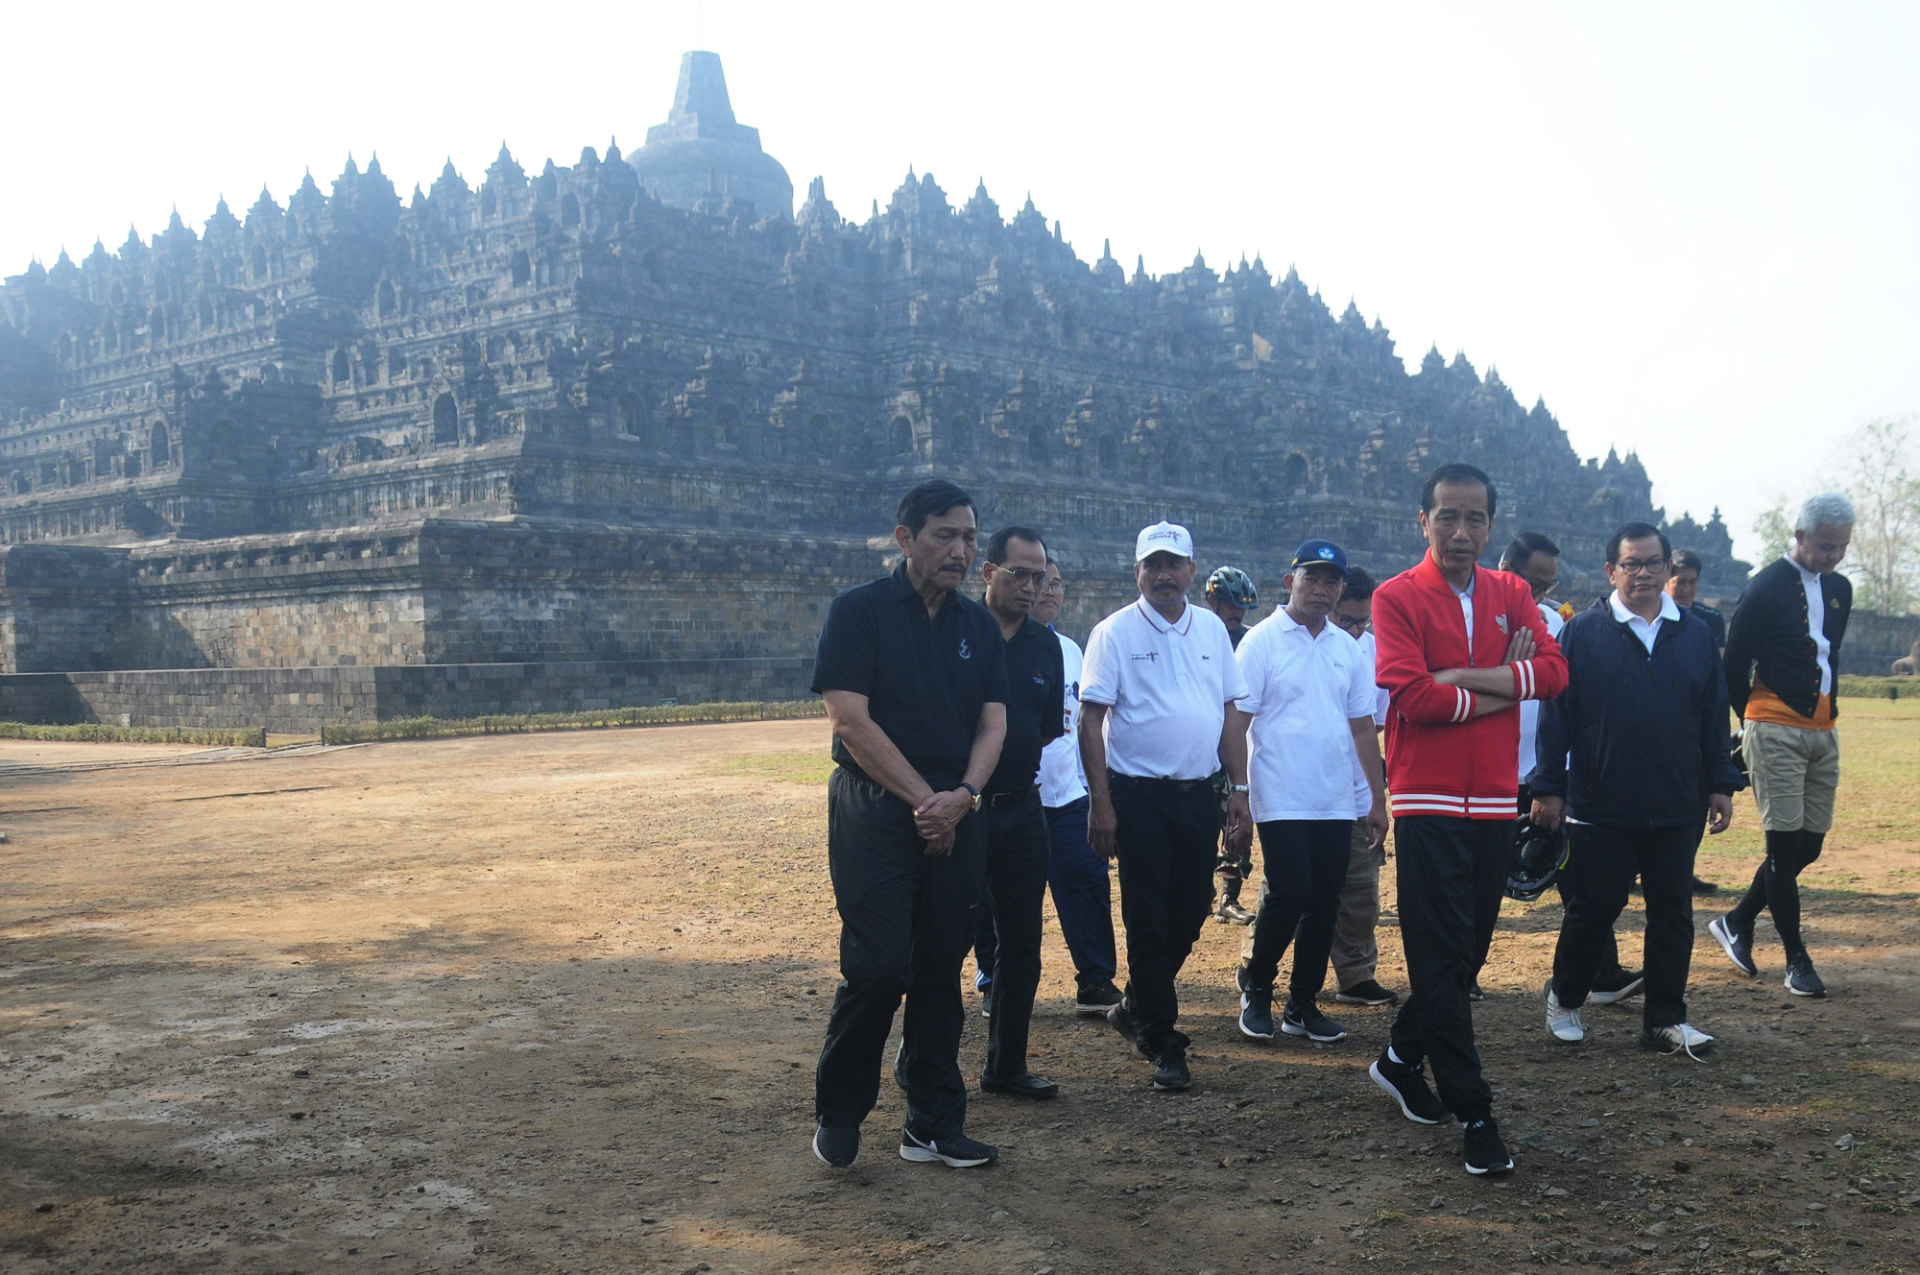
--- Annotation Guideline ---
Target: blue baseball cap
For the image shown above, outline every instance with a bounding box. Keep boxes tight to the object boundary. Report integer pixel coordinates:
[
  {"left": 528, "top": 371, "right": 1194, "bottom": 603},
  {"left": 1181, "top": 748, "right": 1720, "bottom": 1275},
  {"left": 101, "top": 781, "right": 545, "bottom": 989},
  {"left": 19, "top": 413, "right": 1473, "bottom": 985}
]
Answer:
[{"left": 1289, "top": 539, "right": 1349, "bottom": 575}]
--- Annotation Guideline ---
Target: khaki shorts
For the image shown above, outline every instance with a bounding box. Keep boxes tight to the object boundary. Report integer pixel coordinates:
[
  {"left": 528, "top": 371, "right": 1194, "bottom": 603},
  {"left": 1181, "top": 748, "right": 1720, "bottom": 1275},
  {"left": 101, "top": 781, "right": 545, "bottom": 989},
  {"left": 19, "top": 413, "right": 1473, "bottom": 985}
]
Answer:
[{"left": 1744, "top": 718, "right": 1841, "bottom": 833}]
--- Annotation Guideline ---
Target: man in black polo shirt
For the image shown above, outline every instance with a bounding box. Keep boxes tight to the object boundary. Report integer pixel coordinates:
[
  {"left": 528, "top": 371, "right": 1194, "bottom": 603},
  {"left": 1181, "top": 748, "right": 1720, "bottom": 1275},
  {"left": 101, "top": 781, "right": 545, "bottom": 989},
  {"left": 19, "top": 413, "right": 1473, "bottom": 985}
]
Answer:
[
  {"left": 968, "top": 525, "right": 1067, "bottom": 1098},
  {"left": 809, "top": 480, "right": 1009, "bottom": 1170}
]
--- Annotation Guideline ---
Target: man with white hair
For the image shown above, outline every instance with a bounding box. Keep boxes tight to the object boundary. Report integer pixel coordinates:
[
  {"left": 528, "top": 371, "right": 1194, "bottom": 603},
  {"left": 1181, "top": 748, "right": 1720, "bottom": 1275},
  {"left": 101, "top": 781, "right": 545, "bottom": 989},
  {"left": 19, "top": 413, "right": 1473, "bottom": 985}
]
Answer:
[
  {"left": 1710, "top": 492, "right": 1854, "bottom": 998},
  {"left": 1080, "top": 521, "right": 1252, "bottom": 1092}
]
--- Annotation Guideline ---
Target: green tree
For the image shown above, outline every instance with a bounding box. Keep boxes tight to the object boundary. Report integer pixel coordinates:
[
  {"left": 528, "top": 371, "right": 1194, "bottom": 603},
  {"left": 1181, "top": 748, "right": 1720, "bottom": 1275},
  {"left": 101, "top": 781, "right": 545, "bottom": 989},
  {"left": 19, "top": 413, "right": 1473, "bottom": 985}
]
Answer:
[{"left": 1835, "top": 416, "right": 1920, "bottom": 614}]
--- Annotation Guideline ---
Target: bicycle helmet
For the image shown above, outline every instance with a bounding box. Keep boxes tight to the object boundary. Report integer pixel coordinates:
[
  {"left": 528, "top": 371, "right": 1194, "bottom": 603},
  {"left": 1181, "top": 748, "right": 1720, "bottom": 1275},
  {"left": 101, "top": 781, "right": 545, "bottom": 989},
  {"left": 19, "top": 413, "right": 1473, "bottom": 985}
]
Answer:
[
  {"left": 1506, "top": 809, "right": 1569, "bottom": 902},
  {"left": 1205, "top": 566, "right": 1258, "bottom": 609}
]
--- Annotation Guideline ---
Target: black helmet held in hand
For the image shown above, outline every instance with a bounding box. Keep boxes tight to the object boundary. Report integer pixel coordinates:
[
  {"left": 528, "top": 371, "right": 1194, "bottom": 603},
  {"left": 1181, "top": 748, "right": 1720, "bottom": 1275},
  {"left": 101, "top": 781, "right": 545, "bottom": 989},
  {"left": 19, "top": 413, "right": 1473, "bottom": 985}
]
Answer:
[{"left": 1506, "top": 808, "right": 1569, "bottom": 902}]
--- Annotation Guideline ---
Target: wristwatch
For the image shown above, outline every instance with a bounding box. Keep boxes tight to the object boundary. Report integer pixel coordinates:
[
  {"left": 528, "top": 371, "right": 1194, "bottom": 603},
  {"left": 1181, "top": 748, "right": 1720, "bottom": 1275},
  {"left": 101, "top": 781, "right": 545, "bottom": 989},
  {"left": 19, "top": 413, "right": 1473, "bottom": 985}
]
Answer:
[
  {"left": 1228, "top": 783, "right": 1250, "bottom": 794},
  {"left": 959, "top": 781, "right": 982, "bottom": 810}
]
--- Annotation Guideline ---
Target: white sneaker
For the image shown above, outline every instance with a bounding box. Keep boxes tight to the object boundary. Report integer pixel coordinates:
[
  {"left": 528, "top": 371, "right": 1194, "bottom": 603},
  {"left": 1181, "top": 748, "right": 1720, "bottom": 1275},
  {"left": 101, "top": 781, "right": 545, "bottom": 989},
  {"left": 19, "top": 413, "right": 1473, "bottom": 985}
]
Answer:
[
  {"left": 1544, "top": 980, "right": 1584, "bottom": 1043},
  {"left": 1643, "top": 1022, "right": 1714, "bottom": 1058}
]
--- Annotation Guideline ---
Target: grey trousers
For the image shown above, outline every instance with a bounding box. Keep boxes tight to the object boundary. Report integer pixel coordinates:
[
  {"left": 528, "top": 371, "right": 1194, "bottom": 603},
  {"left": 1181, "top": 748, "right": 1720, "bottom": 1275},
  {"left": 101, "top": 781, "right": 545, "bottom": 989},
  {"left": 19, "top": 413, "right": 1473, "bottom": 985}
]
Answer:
[{"left": 1329, "top": 819, "right": 1383, "bottom": 991}]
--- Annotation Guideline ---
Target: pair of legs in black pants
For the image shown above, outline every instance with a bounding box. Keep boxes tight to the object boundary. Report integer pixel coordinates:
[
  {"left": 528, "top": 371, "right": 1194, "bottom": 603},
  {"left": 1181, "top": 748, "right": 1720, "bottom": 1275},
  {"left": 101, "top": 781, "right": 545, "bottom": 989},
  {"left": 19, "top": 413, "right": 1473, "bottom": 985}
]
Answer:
[
  {"left": 1109, "top": 773, "right": 1221, "bottom": 1063},
  {"left": 1552, "top": 821, "right": 1703, "bottom": 1030},
  {"left": 816, "top": 768, "right": 985, "bottom": 1141},
  {"left": 1387, "top": 816, "right": 1509, "bottom": 1123},
  {"left": 973, "top": 791, "right": 1052, "bottom": 1081},
  {"left": 1244, "top": 819, "right": 1352, "bottom": 1003},
  {"left": 1725, "top": 829, "right": 1825, "bottom": 957}
]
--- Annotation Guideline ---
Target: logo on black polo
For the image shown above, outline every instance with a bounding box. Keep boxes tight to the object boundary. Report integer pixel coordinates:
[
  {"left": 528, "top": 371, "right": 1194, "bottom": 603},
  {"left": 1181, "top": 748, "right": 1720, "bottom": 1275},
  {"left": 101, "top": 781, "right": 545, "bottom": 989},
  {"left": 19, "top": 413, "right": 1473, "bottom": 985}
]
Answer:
[{"left": 959, "top": 638, "right": 971, "bottom": 660}]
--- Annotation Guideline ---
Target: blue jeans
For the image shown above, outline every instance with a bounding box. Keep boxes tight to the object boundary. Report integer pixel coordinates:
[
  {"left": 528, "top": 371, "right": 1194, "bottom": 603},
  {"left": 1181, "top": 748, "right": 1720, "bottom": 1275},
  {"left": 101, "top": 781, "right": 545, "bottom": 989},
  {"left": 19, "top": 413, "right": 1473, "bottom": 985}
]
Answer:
[{"left": 1045, "top": 797, "right": 1117, "bottom": 987}]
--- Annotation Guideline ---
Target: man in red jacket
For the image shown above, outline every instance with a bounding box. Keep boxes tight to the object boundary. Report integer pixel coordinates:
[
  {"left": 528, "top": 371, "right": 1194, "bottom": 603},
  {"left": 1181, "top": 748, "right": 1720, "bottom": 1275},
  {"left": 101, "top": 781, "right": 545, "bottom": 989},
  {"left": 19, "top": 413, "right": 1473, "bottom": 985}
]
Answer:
[{"left": 1366, "top": 463, "right": 1567, "bottom": 1176}]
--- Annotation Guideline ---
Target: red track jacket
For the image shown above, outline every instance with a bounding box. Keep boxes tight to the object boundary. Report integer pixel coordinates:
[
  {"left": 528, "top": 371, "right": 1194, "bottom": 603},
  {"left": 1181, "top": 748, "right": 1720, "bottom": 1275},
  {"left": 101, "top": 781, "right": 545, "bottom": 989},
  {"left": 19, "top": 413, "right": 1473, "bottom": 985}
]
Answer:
[{"left": 1373, "top": 551, "right": 1568, "bottom": 819}]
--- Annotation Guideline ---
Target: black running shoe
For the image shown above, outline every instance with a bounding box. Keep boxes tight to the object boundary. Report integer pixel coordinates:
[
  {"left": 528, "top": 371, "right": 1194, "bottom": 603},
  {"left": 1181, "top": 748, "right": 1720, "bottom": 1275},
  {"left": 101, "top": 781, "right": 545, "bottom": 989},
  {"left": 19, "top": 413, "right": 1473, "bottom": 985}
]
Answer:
[
  {"left": 1467, "top": 980, "right": 1486, "bottom": 1002},
  {"left": 1463, "top": 1118, "right": 1515, "bottom": 1175},
  {"left": 1588, "top": 968, "right": 1645, "bottom": 1005},
  {"left": 1332, "top": 979, "right": 1400, "bottom": 1007},
  {"left": 1281, "top": 1000, "right": 1348, "bottom": 1043},
  {"left": 1239, "top": 989, "right": 1275, "bottom": 1040},
  {"left": 813, "top": 1124, "right": 859, "bottom": 1168},
  {"left": 1369, "top": 1051, "right": 1448, "bottom": 1125},
  {"left": 1708, "top": 915, "right": 1758, "bottom": 977},
  {"left": 1152, "top": 1045, "right": 1192, "bottom": 1093},
  {"left": 1784, "top": 953, "right": 1827, "bottom": 998},
  {"left": 900, "top": 1128, "right": 997, "bottom": 1168},
  {"left": 1074, "top": 978, "right": 1124, "bottom": 1014},
  {"left": 1106, "top": 999, "right": 1150, "bottom": 1060}
]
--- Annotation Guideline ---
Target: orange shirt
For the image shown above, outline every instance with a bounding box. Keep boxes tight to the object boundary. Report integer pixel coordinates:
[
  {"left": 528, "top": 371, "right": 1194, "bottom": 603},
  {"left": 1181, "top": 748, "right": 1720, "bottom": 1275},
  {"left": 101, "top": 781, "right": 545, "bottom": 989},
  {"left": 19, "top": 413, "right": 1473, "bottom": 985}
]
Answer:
[{"left": 1744, "top": 675, "right": 1834, "bottom": 730}]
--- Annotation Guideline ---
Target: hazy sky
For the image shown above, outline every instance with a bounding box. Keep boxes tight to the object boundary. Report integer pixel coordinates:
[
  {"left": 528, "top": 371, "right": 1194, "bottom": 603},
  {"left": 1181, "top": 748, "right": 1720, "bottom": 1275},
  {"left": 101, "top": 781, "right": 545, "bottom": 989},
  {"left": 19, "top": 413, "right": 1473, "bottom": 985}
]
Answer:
[{"left": 3, "top": 2, "right": 1915, "bottom": 562}]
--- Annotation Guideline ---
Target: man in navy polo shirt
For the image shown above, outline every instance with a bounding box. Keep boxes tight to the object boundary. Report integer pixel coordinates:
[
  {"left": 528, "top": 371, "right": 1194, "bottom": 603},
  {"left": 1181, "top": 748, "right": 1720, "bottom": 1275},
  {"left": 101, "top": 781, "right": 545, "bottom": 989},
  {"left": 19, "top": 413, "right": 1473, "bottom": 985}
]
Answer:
[{"left": 809, "top": 480, "right": 1008, "bottom": 1170}]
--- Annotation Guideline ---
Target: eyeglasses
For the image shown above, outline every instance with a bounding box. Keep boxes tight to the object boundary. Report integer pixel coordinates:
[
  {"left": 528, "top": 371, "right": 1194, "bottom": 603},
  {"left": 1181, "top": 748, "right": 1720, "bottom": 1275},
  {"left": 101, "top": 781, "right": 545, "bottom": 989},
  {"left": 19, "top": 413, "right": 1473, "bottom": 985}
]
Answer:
[
  {"left": 1614, "top": 558, "right": 1669, "bottom": 576},
  {"left": 1332, "top": 614, "right": 1371, "bottom": 635},
  {"left": 1038, "top": 577, "right": 1063, "bottom": 593},
  {"left": 994, "top": 565, "right": 1051, "bottom": 588}
]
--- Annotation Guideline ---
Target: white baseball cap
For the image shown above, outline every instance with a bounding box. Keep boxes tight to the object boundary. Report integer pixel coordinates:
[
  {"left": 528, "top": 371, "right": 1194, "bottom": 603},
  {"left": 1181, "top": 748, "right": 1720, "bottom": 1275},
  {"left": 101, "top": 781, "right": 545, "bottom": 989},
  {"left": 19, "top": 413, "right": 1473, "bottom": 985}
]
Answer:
[{"left": 1135, "top": 521, "right": 1195, "bottom": 562}]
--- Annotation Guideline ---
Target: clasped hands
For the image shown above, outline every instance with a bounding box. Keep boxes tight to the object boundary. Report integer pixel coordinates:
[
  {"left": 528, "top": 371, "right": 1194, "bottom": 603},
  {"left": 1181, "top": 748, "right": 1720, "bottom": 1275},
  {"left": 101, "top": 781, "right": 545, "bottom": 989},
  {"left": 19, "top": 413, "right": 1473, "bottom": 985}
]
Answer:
[
  {"left": 913, "top": 787, "right": 976, "bottom": 856},
  {"left": 1431, "top": 627, "right": 1536, "bottom": 687}
]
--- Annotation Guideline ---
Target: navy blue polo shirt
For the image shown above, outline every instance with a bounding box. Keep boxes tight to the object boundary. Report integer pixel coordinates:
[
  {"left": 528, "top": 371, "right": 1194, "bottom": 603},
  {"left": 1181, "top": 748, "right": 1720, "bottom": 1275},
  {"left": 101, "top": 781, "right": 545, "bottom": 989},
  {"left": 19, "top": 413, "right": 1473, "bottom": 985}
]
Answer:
[
  {"left": 984, "top": 613, "right": 1066, "bottom": 797},
  {"left": 811, "top": 564, "right": 1009, "bottom": 783}
]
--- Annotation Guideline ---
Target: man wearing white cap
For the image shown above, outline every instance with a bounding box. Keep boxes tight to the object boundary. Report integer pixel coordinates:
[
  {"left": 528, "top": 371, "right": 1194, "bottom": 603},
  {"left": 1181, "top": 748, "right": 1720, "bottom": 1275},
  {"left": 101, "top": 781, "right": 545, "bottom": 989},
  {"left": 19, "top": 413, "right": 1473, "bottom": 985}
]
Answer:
[{"left": 1079, "top": 521, "right": 1252, "bottom": 1092}]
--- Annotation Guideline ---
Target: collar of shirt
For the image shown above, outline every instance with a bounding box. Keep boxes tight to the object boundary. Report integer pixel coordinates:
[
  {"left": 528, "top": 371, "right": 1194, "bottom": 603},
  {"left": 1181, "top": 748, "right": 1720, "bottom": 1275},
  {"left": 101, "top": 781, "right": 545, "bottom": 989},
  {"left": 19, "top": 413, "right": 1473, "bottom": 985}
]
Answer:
[
  {"left": 887, "top": 562, "right": 960, "bottom": 616},
  {"left": 1272, "top": 608, "right": 1335, "bottom": 641},
  {"left": 1134, "top": 597, "right": 1194, "bottom": 635},
  {"left": 1451, "top": 572, "right": 1477, "bottom": 600},
  {"left": 1793, "top": 560, "right": 1821, "bottom": 587},
  {"left": 1607, "top": 590, "right": 1681, "bottom": 626}
]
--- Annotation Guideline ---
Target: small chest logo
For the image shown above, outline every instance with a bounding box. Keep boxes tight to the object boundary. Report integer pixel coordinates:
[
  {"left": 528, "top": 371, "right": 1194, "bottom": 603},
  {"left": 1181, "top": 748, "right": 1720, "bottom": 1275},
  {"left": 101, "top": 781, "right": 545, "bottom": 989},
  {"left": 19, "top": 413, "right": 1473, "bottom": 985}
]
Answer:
[
  {"left": 959, "top": 638, "right": 971, "bottom": 660},
  {"left": 1131, "top": 651, "right": 1159, "bottom": 662},
  {"left": 1495, "top": 614, "right": 1510, "bottom": 635}
]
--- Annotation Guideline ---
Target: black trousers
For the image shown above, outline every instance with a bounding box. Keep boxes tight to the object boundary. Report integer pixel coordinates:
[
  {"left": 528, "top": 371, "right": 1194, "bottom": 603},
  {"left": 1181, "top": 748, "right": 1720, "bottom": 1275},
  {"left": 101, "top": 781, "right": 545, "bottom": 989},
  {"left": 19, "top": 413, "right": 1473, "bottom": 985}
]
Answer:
[
  {"left": 1244, "top": 818, "right": 1353, "bottom": 1002},
  {"left": 1504, "top": 786, "right": 1623, "bottom": 979},
  {"left": 978, "top": 790, "right": 1052, "bottom": 1079},
  {"left": 816, "top": 767, "right": 985, "bottom": 1139},
  {"left": 1110, "top": 772, "right": 1222, "bottom": 1060},
  {"left": 1553, "top": 821, "right": 1703, "bottom": 1029},
  {"left": 1388, "top": 816, "right": 1510, "bottom": 1125}
]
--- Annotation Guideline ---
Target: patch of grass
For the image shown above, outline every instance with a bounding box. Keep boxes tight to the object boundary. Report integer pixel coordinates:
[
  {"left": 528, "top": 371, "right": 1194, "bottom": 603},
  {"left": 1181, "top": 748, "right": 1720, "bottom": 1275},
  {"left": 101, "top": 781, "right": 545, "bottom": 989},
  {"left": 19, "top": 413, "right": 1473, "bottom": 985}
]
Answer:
[
  {"left": 0, "top": 721, "right": 266, "bottom": 747},
  {"left": 1838, "top": 676, "right": 1920, "bottom": 699},
  {"left": 712, "top": 749, "right": 836, "bottom": 787},
  {"left": 318, "top": 699, "right": 824, "bottom": 745}
]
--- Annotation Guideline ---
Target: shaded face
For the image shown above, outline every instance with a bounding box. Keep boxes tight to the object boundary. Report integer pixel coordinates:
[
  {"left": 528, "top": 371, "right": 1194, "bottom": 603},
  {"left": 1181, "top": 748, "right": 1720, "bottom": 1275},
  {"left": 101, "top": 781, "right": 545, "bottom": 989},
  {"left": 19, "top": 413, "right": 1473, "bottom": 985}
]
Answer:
[
  {"left": 1286, "top": 564, "right": 1345, "bottom": 618},
  {"left": 1666, "top": 566, "right": 1700, "bottom": 607},
  {"left": 1419, "top": 481, "right": 1493, "bottom": 573},
  {"left": 1606, "top": 535, "right": 1669, "bottom": 607},
  {"left": 982, "top": 536, "right": 1048, "bottom": 617},
  {"left": 1793, "top": 523, "right": 1852, "bottom": 575},
  {"left": 1207, "top": 594, "right": 1246, "bottom": 628},
  {"left": 1515, "top": 551, "right": 1558, "bottom": 603},
  {"left": 1332, "top": 595, "right": 1372, "bottom": 639},
  {"left": 896, "top": 504, "right": 978, "bottom": 593},
  {"left": 1031, "top": 563, "right": 1063, "bottom": 625},
  {"left": 1135, "top": 551, "right": 1196, "bottom": 608}
]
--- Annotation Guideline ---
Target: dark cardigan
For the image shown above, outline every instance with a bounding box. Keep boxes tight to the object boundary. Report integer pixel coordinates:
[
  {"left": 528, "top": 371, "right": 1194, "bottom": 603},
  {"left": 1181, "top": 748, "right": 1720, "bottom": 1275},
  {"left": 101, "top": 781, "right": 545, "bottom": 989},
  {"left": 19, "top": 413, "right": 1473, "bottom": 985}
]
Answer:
[{"left": 1724, "top": 557, "right": 1851, "bottom": 720}]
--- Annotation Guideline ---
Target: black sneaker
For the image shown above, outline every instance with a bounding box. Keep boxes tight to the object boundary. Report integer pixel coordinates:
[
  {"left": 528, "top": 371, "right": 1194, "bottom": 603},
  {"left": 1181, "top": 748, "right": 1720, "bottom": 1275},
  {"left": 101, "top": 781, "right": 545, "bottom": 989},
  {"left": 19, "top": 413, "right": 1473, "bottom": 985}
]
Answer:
[
  {"left": 1784, "top": 953, "right": 1827, "bottom": 998},
  {"left": 813, "top": 1124, "right": 859, "bottom": 1168},
  {"left": 1463, "top": 1118, "right": 1514, "bottom": 1175},
  {"left": 1587, "top": 968, "right": 1645, "bottom": 1005},
  {"left": 1239, "top": 989, "right": 1275, "bottom": 1040},
  {"left": 1467, "top": 980, "right": 1486, "bottom": 1002},
  {"left": 1281, "top": 1000, "right": 1348, "bottom": 1043},
  {"left": 1369, "top": 1050, "right": 1449, "bottom": 1125},
  {"left": 900, "top": 1128, "right": 997, "bottom": 1168},
  {"left": 1691, "top": 875, "right": 1720, "bottom": 896},
  {"left": 1074, "top": 978, "right": 1124, "bottom": 1014},
  {"left": 1106, "top": 999, "right": 1150, "bottom": 1060},
  {"left": 1332, "top": 979, "right": 1400, "bottom": 1007},
  {"left": 1215, "top": 899, "right": 1256, "bottom": 925},
  {"left": 1708, "top": 915, "right": 1758, "bottom": 977},
  {"left": 1152, "top": 1046, "right": 1192, "bottom": 1093}
]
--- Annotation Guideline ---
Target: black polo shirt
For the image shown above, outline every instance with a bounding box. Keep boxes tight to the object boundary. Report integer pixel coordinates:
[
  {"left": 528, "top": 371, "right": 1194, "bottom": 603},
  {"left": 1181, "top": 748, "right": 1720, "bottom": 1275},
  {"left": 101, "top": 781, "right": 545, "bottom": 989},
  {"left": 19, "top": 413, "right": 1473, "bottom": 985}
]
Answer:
[
  {"left": 811, "top": 564, "right": 1009, "bottom": 783},
  {"left": 984, "top": 613, "right": 1066, "bottom": 797}
]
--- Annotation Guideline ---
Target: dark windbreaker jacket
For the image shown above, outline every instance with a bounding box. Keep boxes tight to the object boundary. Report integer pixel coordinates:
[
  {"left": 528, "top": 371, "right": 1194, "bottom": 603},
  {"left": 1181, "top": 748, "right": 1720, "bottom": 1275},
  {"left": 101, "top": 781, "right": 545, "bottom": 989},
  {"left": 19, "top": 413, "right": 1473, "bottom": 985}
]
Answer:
[{"left": 1532, "top": 597, "right": 1744, "bottom": 827}]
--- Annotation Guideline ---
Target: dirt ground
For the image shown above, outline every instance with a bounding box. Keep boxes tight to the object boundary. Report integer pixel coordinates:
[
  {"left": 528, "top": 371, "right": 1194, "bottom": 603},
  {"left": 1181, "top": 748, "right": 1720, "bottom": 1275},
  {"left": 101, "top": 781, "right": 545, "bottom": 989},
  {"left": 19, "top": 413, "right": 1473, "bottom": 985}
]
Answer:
[{"left": 3, "top": 706, "right": 1918, "bottom": 1275}]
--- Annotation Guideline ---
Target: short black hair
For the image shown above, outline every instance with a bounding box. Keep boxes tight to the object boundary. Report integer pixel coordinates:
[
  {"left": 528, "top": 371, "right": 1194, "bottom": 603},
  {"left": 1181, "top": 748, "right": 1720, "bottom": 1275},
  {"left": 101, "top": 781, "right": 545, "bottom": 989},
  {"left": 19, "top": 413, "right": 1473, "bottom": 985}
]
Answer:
[
  {"left": 895, "top": 480, "right": 975, "bottom": 536},
  {"left": 1499, "top": 531, "right": 1560, "bottom": 572},
  {"left": 1606, "top": 522, "right": 1672, "bottom": 565},
  {"left": 1420, "top": 463, "right": 1497, "bottom": 518},
  {"left": 986, "top": 524, "right": 1047, "bottom": 564},
  {"left": 1670, "top": 548, "right": 1704, "bottom": 573},
  {"left": 1340, "top": 566, "right": 1376, "bottom": 601}
]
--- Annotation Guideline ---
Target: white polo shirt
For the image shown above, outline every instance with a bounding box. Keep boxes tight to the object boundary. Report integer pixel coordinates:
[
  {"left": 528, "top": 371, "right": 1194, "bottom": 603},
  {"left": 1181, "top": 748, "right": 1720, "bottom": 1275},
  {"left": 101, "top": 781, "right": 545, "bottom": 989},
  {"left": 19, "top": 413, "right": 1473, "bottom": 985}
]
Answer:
[
  {"left": 1350, "top": 629, "right": 1388, "bottom": 818},
  {"left": 1038, "top": 630, "right": 1088, "bottom": 808},
  {"left": 1080, "top": 598, "right": 1248, "bottom": 781},
  {"left": 1236, "top": 610, "right": 1377, "bottom": 822},
  {"left": 1608, "top": 589, "right": 1681, "bottom": 653},
  {"left": 1795, "top": 562, "right": 1833, "bottom": 694},
  {"left": 1517, "top": 602, "right": 1566, "bottom": 784}
]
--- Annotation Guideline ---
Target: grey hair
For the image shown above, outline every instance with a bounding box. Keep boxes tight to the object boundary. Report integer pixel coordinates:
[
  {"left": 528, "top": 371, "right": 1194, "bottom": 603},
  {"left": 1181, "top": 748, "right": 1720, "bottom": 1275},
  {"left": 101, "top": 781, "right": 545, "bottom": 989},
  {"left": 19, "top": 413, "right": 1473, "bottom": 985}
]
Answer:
[{"left": 1794, "top": 492, "right": 1856, "bottom": 533}]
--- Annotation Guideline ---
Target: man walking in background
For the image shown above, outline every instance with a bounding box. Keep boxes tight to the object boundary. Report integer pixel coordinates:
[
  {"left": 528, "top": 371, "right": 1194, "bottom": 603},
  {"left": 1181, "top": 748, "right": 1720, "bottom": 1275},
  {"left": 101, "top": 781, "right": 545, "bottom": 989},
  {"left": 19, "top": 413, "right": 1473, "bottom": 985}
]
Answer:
[
  {"left": 1081, "top": 522, "right": 1252, "bottom": 1093},
  {"left": 1327, "top": 567, "right": 1400, "bottom": 1008},
  {"left": 809, "top": 480, "right": 1007, "bottom": 1170},
  {"left": 1367, "top": 463, "right": 1566, "bottom": 1176},
  {"left": 968, "top": 526, "right": 1066, "bottom": 1100},
  {"left": 1207, "top": 566, "right": 1262, "bottom": 924},
  {"left": 1234, "top": 540, "right": 1388, "bottom": 1046},
  {"left": 1712, "top": 493, "right": 1854, "bottom": 998},
  {"left": 1532, "top": 523, "right": 1740, "bottom": 1056},
  {"left": 1032, "top": 557, "right": 1124, "bottom": 1014}
]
